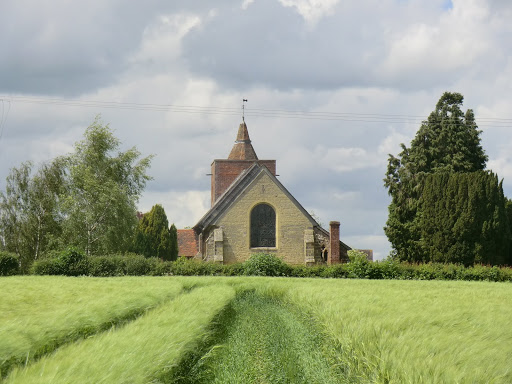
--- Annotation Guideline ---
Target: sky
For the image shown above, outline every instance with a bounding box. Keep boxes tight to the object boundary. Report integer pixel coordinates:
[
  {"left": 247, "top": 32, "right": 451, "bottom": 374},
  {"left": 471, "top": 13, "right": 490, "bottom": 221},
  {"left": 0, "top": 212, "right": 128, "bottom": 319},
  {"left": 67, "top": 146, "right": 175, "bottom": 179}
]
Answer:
[{"left": 1, "top": 0, "right": 511, "bottom": 260}]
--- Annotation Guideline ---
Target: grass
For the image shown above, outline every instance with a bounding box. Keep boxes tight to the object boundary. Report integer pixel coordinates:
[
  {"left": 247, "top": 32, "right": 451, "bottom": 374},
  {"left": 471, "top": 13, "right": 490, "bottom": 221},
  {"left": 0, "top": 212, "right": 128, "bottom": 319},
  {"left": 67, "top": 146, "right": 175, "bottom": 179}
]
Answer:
[
  {"left": 168, "top": 290, "right": 342, "bottom": 384},
  {"left": 5, "top": 283, "right": 236, "bottom": 384},
  {"left": 277, "top": 278, "right": 512, "bottom": 383},
  {"left": 2, "top": 276, "right": 512, "bottom": 383},
  {"left": 0, "top": 276, "right": 192, "bottom": 377}
]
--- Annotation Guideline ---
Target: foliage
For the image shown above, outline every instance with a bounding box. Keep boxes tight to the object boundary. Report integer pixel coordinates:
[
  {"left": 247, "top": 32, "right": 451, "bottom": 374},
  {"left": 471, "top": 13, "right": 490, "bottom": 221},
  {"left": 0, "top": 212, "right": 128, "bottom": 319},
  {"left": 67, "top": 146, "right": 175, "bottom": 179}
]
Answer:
[
  {"left": 169, "top": 257, "right": 224, "bottom": 276},
  {"left": 60, "top": 116, "right": 152, "bottom": 256},
  {"left": 243, "top": 253, "right": 292, "bottom": 276},
  {"left": 132, "top": 204, "right": 177, "bottom": 261},
  {"left": 0, "top": 160, "right": 64, "bottom": 272},
  {"left": 170, "top": 223, "right": 179, "bottom": 260},
  {"left": 0, "top": 252, "right": 19, "bottom": 276},
  {"left": 31, "top": 247, "right": 89, "bottom": 276},
  {"left": 418, "top": 172, "right": 510, "bottom": 265},
  {"left": 28, "top": 249, "right": 512, "bottom": 282},
  {"left": 0, "top": 117, "right": 152, "bottom": 270},
  {"left": 383, "top": 92, "right": 511, "bottom": 265}
]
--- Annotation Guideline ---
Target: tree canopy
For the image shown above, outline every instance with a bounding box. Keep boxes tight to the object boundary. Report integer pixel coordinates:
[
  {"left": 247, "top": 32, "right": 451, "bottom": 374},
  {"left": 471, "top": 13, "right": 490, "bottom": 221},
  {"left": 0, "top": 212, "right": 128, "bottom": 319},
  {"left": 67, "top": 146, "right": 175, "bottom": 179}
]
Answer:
[
  {"left": 384, "top": 92, "right": 510, "bottom": 265},
  {"left": 133, "top": 204, "right": 178, "bottom": 261},
  {"left": 0, "top": 117, "right": 153, "bottom": 267},
  {"left": 61, "top": 117, "right": 152, "bottom": 255},
  {"left": 0, "top": 160, "right": 65, "bottom": 271}
]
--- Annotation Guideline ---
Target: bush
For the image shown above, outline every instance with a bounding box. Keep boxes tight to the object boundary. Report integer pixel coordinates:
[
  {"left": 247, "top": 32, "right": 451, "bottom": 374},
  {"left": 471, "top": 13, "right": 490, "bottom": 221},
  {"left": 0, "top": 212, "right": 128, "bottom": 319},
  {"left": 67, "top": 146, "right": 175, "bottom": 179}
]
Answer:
[
  {"left": 32, "top": 258, "right": 64, "bottom": 275},
  {"left": 243, "top": 253, "right": 291, "bottom": 277},
  {"left": 89, "top": 256, "right": 125, "bottom": 277},
  {"left": 169, "top": 257, "right": 224, "bottom": 276},
  {"left": 222, "top": 262, "right": 245, "bottom": 276},
  {"left": 31, "top": 248, "right": 89, "bottom": 276},
  {"left": 346, "top": 250, "right": 372, "bottom": 278},
  {"left": 124, "top": 254, "right": 152, "bottom": 275},
  {"left": 0, "top": 251, "right": 19, "bottom": 276},
  {"left": 58, "top": 248, "right": 90, "bottom": 276}
]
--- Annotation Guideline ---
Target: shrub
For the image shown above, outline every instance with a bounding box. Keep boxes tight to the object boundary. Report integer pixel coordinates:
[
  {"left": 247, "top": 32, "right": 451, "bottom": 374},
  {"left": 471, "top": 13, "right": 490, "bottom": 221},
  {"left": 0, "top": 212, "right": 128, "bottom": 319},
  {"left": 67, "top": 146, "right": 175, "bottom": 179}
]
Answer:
[
  {"left": 31, "top": 258, "right": 64, "bottom": 275},
  {"left": 0, "top": 251, "right": 19, "bottom": 276},
  {"left": 346, "top": 250, "right": 372, "bottom": 278},
  {"left": 31, "top": 248, "right": 89, "bottom": 276},
  {"left": 222, "top": 263, "right": 245, "bottom": 276},
  {"left": 124, "top": 254, "right": 152, "bottom": 275},
  {"left": 89, "top": 256, "right": 125, "bottom": 277},
  {"left": 322, "top": 264, "right": 348, "bottom": 278},
  {"left": 58, "top": 248, "right": 90, "bottom": 276},
  {"left": 243, "top": 253, "right": 291, "bottom": 277}
]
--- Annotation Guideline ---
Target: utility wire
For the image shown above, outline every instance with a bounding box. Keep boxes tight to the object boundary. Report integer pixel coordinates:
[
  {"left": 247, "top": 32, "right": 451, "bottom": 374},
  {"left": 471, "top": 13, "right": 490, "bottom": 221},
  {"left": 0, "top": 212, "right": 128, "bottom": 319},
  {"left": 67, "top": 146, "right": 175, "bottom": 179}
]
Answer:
[{"left": 1, "top": 95, "right": 512, "bottom": 128}]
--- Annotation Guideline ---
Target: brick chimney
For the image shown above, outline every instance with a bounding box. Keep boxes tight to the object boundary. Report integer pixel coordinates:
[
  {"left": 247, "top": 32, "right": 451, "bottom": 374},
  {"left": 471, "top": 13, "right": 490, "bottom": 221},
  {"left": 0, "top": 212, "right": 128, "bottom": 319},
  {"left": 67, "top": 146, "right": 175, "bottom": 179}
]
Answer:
[{"left": 328, "top": 221, "right": 340, "bottom": 264}]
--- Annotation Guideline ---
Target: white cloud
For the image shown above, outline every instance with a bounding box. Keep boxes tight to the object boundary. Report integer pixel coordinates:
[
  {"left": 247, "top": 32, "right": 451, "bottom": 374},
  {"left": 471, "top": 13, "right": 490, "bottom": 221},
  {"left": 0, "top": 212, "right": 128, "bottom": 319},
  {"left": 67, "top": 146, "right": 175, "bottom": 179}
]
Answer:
[
  {"left": 139, "top": 190, "right": 210, "bottom": 228},
  {"left": 241, "top": 0, "right": 255, "bottom": 10},
  {"left": 130, "top": 14, "right": 201, "bottom": 69},
  {"left": 380, "top": 0, "right": 492, "bottom": 85},
  {"left": 278, "top": 0, "right": 339, "bottom": 24},
  {"left": 321, "top": 146, "right": 379, "bottom": 172}
]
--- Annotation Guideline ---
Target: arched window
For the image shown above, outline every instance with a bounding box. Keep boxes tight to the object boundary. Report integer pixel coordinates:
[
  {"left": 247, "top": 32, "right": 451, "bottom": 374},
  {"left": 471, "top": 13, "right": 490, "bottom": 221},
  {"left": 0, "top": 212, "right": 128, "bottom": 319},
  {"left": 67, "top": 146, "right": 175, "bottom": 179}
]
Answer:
[{"left": 250, "top": 204, "right": 276, "bottom": 247}]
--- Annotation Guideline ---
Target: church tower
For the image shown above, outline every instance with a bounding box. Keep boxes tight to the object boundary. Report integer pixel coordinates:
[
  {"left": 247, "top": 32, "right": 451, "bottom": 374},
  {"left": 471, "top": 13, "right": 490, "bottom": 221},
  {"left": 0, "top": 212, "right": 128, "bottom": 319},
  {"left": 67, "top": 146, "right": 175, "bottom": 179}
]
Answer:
[{"left": 210, "top": 121, "right": 277, "bottom": 206}]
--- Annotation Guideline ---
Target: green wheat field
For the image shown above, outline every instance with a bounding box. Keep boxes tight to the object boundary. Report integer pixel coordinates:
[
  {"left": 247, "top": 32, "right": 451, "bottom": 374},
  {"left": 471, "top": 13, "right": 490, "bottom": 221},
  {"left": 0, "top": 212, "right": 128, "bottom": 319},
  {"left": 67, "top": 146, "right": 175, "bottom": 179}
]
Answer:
[{"left": 1, "top": 276, "right": 511, "bottom": 383}]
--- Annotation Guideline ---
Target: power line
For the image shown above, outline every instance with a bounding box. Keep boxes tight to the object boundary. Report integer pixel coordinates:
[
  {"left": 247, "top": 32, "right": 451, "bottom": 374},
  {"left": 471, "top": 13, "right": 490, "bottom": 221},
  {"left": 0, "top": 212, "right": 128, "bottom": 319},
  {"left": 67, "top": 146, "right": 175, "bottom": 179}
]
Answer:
[{"left": 1, "top": 95, "right": 512, "bottom": 128}]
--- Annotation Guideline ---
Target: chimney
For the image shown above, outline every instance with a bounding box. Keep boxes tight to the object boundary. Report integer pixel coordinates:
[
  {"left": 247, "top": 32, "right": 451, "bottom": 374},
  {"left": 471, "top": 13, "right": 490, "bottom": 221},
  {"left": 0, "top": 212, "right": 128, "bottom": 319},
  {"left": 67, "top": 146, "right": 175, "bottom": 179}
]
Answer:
[{"left": 329, "top": 221, "right": 340, "bottom": 264}]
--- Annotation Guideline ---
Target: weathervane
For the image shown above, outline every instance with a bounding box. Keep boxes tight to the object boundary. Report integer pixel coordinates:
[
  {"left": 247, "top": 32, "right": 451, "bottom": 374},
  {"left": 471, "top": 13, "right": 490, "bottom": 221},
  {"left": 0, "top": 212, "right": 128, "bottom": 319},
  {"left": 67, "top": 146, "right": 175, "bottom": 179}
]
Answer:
[{"left": 242, "top": 99, "right": 248, "bottom": 122}]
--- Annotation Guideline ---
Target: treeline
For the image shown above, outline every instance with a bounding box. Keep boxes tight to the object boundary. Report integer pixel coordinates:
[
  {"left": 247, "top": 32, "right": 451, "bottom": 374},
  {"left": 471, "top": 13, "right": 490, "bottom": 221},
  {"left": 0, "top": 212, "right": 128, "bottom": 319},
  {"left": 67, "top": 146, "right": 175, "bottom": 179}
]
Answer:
[
  {"left": 0, "top": 117, "right": 183, "bottom": 272},
  {"left": 2, "top": 250, "right": 511, "bottom": 282}
]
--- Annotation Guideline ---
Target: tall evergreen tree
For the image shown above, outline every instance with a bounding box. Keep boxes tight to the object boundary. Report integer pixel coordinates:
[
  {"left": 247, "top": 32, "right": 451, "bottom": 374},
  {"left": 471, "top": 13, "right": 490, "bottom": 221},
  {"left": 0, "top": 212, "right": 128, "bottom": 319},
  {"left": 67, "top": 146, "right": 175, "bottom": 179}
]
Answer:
[
  {"left": 133, "top": 204, "right": 177, "bottom": 261},
  {"left": 169, "top": 224, "right": 179, "bottom": 261},
  {"left": 418, "top": 172, "right": 510, "bottom": 265},
  {"left": 384, "top": 92, "right": 510, "bottom": 265}
]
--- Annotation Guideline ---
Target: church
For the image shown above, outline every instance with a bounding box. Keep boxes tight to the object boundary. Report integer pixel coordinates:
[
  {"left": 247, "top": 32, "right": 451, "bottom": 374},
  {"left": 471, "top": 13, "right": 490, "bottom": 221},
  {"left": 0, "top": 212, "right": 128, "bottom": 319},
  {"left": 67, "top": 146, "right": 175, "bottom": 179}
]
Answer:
[{"left": 177, "top": 120, "right": 351, "bottom": 265}]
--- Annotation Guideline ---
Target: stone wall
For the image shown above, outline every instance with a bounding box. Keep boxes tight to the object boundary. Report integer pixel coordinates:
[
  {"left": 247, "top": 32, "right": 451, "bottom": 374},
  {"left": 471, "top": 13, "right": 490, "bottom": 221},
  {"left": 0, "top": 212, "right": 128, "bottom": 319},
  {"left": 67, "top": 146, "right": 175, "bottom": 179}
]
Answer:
[{"left": 212, "top": 171, "right": 314, "bottom": 265}]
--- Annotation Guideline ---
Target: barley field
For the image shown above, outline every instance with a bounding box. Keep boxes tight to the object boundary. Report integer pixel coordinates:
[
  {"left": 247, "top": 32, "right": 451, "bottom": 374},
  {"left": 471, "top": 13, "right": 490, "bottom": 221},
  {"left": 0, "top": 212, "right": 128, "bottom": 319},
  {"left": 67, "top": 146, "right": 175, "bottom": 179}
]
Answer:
[{"left": 1, "top": 276, "right": 511, "bottom": 383}]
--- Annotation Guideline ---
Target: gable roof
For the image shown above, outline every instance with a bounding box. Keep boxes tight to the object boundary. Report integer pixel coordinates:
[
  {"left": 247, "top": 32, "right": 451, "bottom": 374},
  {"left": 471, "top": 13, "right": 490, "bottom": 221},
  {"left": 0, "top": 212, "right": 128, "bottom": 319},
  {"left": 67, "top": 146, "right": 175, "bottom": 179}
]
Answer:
[{"left": 194, "top": 163, "right": 319, "bottom": 231}]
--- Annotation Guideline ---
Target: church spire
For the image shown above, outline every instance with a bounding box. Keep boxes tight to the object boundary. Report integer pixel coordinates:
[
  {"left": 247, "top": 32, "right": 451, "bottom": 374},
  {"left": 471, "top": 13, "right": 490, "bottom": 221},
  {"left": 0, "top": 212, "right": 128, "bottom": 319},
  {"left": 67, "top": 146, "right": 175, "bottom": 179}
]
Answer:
[{"left": 228, "top": 121, "right": 258, "bottom": 160}]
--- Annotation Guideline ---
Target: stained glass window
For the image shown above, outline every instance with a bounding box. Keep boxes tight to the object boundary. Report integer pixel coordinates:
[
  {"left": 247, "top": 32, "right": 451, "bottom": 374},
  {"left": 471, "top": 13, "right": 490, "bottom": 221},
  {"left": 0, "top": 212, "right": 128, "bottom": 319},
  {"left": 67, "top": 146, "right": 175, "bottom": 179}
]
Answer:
[{"left": 250, "top": 204, "right": 276, "bottom": 247}]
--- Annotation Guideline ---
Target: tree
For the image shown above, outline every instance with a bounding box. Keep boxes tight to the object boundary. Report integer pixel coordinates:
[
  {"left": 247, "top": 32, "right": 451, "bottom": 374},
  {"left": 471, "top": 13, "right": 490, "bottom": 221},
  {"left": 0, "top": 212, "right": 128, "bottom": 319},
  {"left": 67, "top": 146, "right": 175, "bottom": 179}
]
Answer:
[
  {"left": 0, "top": 160, "right": 64, "bottom": 271},
  {"left": 170, "top": 223, "right": 179, "bottom": 261},
  {"left": 61, "top": 117, "right": 152, "bottom": 256},
  {"left": 418, "top": 172, "right": 510, "bottom": 265},
  {"left": 133, "top": 204, "right": 177, "bottom": 261},
  {"left": 384, "top": 92, "right": 510, "bottom": 265}
]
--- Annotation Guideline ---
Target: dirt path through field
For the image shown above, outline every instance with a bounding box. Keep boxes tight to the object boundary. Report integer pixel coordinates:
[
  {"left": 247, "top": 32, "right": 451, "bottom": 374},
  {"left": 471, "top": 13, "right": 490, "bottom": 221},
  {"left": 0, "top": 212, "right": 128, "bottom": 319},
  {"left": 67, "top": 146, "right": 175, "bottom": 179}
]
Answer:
[{"left": 167, "top": 291, "right": 343, "bottom": 384}]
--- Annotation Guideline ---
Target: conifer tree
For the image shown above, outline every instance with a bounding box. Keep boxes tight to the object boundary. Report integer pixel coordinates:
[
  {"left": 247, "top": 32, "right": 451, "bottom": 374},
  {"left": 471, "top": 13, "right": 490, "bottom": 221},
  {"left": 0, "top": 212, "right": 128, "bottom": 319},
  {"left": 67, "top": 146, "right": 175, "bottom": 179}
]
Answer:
[
  {"left": 169, "top": 224, "right": 179, "bottom": 261},
  {"left": 133, "top": 204, "right": 176, "bottom": 261},
  {"left": 384, "top": 92, "right": 510, "bottom": 265}
]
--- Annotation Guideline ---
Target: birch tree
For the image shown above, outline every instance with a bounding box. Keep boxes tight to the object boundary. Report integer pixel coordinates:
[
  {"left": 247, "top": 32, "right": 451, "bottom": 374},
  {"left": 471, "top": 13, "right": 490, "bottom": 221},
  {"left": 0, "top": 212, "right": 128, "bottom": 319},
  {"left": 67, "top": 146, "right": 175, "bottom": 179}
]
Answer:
[{"left": 61, "top": 117, "right": 152, "bottom": 256}]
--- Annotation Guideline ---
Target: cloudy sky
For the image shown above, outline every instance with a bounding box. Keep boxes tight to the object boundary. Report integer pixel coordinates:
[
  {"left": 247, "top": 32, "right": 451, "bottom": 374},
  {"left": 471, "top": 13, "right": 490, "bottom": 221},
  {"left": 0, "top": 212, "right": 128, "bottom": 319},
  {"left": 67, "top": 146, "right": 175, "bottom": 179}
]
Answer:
[{"left": 1, "top": 0, "right": 511, "bottom": 259}]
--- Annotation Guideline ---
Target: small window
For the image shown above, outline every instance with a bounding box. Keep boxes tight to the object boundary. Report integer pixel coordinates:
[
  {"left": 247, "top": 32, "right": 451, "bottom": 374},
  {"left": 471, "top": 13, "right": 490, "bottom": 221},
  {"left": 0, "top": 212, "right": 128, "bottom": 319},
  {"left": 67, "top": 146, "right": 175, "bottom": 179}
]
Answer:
[{"left": 250, "top": 204, "right": 276, "bottom": 247}]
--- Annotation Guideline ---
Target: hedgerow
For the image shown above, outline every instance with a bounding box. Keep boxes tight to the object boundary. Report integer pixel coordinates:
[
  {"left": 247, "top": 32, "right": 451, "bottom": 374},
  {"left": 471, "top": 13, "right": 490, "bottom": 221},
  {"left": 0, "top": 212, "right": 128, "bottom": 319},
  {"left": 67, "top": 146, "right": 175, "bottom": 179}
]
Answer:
[
  {"left": 0, "top": 252, "right": 19, "bottom": 276},
  {"left": 29, "top": 250, "right": 512, "bottom": 282}
]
